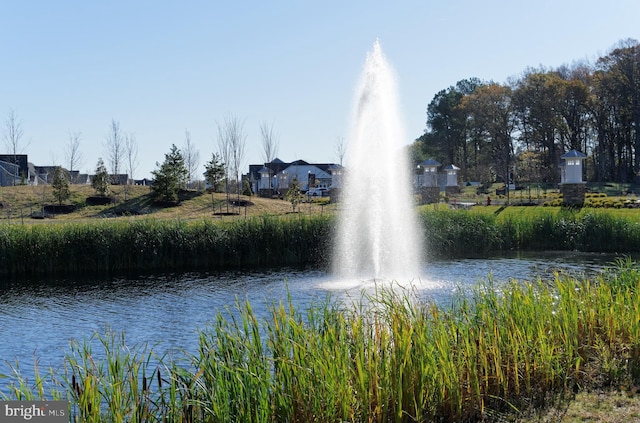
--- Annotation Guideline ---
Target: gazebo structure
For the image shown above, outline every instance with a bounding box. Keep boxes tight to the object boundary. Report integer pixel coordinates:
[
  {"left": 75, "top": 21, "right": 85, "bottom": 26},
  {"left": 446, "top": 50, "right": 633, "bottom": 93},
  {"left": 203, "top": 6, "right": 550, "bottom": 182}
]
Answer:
[
  {"left": 277, "top": 170, "right": 289, "bottom": 196},
  {"left": 417, "top": 159, "right": 441, "bottom": 204},
  {"left": 258, "top": 166, "right": 273, "bottom": 197},
  {"left": 328, "top": 164, "right": 343, "bottom": 203},
  {"left": 559, "top": 149, "right": 587, "bottom": 206},
  {"left": 444, "top": 163, "right": 461, "bottom": 197}
]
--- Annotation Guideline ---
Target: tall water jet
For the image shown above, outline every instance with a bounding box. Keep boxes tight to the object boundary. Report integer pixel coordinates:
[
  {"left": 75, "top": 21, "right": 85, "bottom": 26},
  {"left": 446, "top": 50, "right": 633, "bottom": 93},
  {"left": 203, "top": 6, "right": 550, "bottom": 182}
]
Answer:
[{"left": 333, "top": 40, "right": 423, "bottom": 281}]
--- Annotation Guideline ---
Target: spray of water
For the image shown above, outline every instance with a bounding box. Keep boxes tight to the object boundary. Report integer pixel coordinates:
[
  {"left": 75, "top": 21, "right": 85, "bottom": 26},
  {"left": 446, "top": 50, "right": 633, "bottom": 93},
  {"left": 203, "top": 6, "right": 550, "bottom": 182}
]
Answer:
[{"left": 333, "top": 40, "right": 423, "bottom": 282}]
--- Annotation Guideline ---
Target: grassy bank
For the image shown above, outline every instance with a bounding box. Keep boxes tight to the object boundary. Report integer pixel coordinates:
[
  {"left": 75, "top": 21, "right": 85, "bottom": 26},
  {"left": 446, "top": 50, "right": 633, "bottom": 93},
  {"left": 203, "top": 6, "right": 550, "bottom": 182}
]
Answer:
[
  {"left": 2, "top": 259, "right": 639, "bottom": 422},
  {"left": 4, "top": 207, "right": 640, "bottom": 278},
  {"left": 0, "top": 184, "right": 332, "bottom": 222}
]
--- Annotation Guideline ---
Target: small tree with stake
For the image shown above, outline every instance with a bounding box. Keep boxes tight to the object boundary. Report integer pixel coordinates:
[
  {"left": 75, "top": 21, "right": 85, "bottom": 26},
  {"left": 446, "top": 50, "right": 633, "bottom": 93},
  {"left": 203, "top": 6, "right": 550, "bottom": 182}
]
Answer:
[
  {"left": 151, "top": 144, "right": 188, "bottom": 204},
  {"left": 204, "top": 152, "right": 226, "bottom": 212},
  {"left": 92, "top": 158, "right": 111, "bottom": 197},
  {"left": 52, "top": 166, "right": 70, "bottom": 205},
  {"left": 285, "top": 177, "right": 304, "bottom": 212},
  {"left": 203, "top": 152, "right": 225, "bottom": 192}
]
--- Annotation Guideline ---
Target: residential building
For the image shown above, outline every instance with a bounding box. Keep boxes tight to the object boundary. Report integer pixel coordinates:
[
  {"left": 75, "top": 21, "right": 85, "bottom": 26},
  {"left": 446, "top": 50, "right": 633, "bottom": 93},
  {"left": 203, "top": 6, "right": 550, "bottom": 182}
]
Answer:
[
  {"left": 247, "top": 159, "right": 336, "bottom": 197},
  {"left": 0, "top": 154, "right": 29, "bottom": 186}
]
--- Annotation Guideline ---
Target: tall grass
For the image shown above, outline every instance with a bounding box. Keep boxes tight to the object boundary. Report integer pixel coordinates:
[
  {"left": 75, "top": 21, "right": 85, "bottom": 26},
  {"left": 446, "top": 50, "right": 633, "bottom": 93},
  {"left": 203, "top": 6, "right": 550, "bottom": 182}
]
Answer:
[
  {"left": 3, "top": 208, "right": 640, "bottom": 278},
  {"left": 420, "top": 210, "right": 503, "bottom": 257},
  {"left": 0, "top": 215, "right": 333, "bottom": 278},
  {"left": 3, "top": 260, "right": 640, "bottom": 421},
  {"left": 421, "top": 208, "right": 640, "bottom": 257}
]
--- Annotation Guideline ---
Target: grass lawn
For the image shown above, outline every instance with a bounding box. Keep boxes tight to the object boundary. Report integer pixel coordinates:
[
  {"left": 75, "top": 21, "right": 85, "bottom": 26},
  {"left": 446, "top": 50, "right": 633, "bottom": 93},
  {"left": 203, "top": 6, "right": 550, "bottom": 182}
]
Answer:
[
  {"left": 3, "top": 183, "right": 640, "bottom": 224},
  {"left": 469, "top": 203, "right": 640, "bottom": 221},
  {"left": 0, "top": 184, "right": 336, "bottom": 223}
]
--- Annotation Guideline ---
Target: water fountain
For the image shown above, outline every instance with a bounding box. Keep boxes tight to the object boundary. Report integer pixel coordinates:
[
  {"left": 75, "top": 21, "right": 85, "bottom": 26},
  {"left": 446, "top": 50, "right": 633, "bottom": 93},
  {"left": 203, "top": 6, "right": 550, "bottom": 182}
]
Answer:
[{"left": 333, "top": 40, "right": 423, "bottom": 282}]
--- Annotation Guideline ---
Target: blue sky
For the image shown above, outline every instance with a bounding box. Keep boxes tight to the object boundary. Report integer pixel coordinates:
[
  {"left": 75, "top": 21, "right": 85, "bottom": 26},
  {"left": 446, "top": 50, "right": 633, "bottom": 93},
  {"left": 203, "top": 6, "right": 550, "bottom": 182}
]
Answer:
[{"left": 1, "top": 1, "right": 639, "bottom": 179}]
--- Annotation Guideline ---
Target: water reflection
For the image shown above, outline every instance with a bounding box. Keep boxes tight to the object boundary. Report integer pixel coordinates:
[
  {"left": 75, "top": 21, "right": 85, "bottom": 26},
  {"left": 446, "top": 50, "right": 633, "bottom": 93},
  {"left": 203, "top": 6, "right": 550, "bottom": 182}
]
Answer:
[{"left": 0, "top": 251, "right": 618, "bottom": 389}]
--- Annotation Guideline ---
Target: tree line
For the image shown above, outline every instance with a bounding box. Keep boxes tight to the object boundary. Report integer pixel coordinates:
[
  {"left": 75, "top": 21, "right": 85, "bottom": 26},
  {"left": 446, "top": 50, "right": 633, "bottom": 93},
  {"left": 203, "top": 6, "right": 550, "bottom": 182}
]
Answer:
[{"left": 412, "top": 38, "right": 640, "bottom": 187}]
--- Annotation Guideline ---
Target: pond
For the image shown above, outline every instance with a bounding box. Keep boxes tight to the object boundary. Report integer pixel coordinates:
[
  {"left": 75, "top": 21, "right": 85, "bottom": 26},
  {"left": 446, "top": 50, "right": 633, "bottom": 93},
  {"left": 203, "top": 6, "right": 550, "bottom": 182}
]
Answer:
[{"left": 0, "top": 251, "right": 618, "bottom": 391}]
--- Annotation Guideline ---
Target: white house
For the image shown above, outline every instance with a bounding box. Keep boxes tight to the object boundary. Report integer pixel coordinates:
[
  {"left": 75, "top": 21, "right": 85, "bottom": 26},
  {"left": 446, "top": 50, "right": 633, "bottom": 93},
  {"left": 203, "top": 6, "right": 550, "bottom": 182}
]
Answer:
[{"left": 248, "top": 159, "right": 336, "bottom": 196}]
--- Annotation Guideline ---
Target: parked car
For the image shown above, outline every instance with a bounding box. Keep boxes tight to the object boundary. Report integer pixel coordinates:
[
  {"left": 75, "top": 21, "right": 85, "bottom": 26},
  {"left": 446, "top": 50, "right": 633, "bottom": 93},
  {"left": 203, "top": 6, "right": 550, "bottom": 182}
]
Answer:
[{"left": 307, "top": 187, "right": 329, "bottom": 197}]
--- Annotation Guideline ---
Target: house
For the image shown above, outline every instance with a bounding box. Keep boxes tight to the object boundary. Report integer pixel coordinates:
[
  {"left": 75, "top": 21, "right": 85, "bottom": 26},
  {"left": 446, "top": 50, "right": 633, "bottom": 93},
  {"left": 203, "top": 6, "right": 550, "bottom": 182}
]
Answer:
[
  {"left": 0, "top": 160, "right": 20, "bottom": 186},
  {"left": 247, "top": 158, "right": 337, "bottom": 197},
  {"left": 31, "top": 165, "right": 68, "bottom": 184},
  {"left": 0, "top": 154, "right": 29, "bottom": 185},
  {"left": 109, "top": 174, "right": 130, "bottom": 185},
  {"left": 31, "top": 165, "right": 98, "bottom": 185},
  {"left": 0, "top": 154, "right": 127, "bottom": 187},
  {"left": 134, "top": 178, "right": 153, "bottom": 186}
]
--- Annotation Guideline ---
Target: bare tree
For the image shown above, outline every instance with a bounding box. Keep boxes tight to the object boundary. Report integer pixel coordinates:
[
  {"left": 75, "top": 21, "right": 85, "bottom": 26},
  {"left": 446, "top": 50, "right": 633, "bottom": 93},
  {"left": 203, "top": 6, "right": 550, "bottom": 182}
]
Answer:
[
  {"left": 125, "top": 132, "right": 139, "bottom": 182},
  {"left": 217, "top": 115, "right": 246, "bottom": 211},
  {"left": 335, "top": 136, "right": 346, "bottom": 166},
  {"left": 217, "top": 123, "right": 232, "bottom": 212},
  {"left": 182, "top": 129, "right": 200, "bottom": 188},
  {"left": 260, "top": 121, "right": 279, "bottom": 191},
  {"left": 104, "top": 119, "right": 124, "bottom": 178},
  {"left": 260, "top": 121, "right": 279, "bottom": 165},
  {"left": 229, "top": 117, "right": 246, "bottom": 203},
  {"left": 2, "top": 109, "right": 28, "bottom": 185},
  {"left": 65, "top": 131, "right": 84, "bottom": 183}
]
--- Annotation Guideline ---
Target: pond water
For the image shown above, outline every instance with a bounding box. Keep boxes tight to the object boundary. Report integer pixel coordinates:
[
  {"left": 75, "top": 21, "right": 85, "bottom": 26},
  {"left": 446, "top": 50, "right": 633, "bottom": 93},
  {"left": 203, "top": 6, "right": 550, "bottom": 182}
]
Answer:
[{"left": 0, "top": 251, "right": 620, "bottom": 390}]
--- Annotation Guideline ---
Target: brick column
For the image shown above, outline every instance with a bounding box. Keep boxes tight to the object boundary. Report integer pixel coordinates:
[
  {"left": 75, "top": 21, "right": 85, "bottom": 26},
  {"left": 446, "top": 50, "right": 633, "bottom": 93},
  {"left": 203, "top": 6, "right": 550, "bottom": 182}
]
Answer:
[
  {"left": 420, "top": 187, "right": 440, "bottom": 204},
  {"left": 329, "top": 188, "right": 341, "bottom": 203},
  {"left": 445, "top": 186, "right": 460, "bottom": 197},
  {"left": 560, "top": 183, "right": 586, "bottom": 206},
  {"left": 258, "top": 188, "right": 274, "bottom": 198}
]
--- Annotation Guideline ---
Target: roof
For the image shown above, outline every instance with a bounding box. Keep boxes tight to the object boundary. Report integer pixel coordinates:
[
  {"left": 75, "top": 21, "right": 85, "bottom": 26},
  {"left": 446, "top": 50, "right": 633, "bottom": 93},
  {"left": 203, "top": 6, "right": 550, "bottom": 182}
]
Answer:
[
  {"left": 247, "top": 159, "right": 338, "bottom": 180},
  {"left": 290, "top": 159, "right": 310, "bottom": 166},
  {"left": 420, "top": 159, "right": 441, "bottom": 167},
  {"left": 561, "top": 149, "right": 587, "bottom": 158}
]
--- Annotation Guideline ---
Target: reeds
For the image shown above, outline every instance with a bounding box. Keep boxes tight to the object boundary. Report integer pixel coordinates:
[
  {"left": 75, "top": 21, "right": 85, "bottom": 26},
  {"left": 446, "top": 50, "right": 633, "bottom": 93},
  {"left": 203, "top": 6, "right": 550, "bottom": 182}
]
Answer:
[
  {"left": 421, "top": 208, "right": 640, "bottom": 257},
  {"left": 3, "top": 259, "right": 639, "bottom": 422},
  {"left": 3, "top": 209, "right": 640, "bottom": 277},
  {"left": 0, "top": 215, "right": 334, "bottom": 278}
]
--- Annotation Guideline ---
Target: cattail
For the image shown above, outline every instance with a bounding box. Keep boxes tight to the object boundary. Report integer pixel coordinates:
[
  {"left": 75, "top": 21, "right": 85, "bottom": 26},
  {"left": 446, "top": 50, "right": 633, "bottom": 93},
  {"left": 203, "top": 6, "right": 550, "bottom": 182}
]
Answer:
[
  {"left": 142, "top": 375, "right": 147, "bottom": 392},
  {"left": 73, "top": 375, "right": 82, "bottom": 397},
  {"left": 157, "top": 368, "right": 162, "bottom": 390}
]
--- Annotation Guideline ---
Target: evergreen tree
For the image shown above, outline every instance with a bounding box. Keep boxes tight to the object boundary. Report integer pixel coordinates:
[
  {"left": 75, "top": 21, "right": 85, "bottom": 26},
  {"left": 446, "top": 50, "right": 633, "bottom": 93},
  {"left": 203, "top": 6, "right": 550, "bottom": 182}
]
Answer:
[
  {"left": 151, "top": 144, "right": 188, "bottom": 203},
  {"left": 92, "top": 158, "right": 111, "bottom": 197},
  {"left": 52, "top": 166, "right": 70, "bottom": 205},
  {"left": 242, "top": 178, "right": 252, "bottom": 196},
  {"left": 203, "top": 152, "right": 225, "bottom": 192}
]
